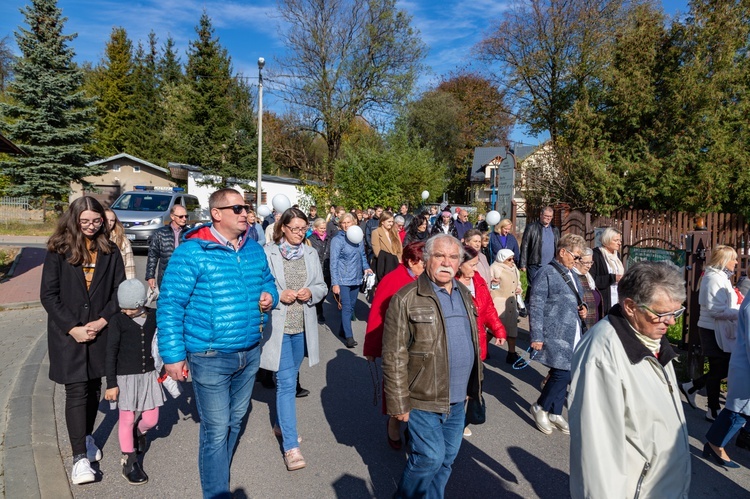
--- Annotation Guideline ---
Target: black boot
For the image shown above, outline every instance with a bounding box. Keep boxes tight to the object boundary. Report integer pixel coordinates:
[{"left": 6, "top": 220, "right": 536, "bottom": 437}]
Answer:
[
  {"left": 133, "top": 423, "right": 147, "bottom": 455},
  {"left": 257, "top": 368, "right": 276, "bottom": 389},
  {"left": 737, "top": 428, "right": 750, "bottom": 450},
  {"left": 121, "top": 452, "right": 148, "bottom": 485},
  {"left": 296, "top": 373, "right": 310, "bottom": 398}
]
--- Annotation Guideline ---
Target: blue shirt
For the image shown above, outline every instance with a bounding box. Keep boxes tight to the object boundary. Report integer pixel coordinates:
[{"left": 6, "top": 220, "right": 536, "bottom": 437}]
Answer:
[
  {"left": 541, "top": 225, "right": 555, "bottom": 265},
  {"left": 432, "top": 279, "right": 474, "bottom": 405}
]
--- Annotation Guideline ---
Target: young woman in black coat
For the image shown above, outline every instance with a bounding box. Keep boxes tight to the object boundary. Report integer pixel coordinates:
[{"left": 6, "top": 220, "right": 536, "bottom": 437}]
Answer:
[{"left": 40, "top": 196, "right": 125, "bottom": 485}]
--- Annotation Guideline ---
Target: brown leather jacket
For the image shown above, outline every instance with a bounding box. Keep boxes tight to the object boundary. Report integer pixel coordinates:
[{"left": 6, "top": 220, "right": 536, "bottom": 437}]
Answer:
[{"left": 381, "top": 273, "right": 483, "bottom": 415}]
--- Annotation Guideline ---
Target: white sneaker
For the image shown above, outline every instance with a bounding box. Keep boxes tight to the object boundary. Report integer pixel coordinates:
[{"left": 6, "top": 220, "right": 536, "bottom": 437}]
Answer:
[
  {"left": 548, "top": 414, "right": 570, "bottom": 434},
  {"left": 530, "top": 404, "right": 553, "bottom": 435},
  {"left": 71, "top": 458, "right": 95, "bottom": 485},
  {"left": 85, "top": 435, "right": 102, "bottom": 462},
  {"left": 463, "top": 427, "right": 472, "bottom": 437}
]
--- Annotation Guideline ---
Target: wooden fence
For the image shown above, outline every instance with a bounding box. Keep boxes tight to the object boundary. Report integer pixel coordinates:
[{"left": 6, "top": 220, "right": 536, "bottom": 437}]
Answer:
[{"left": 557, "top": 208, "right": 750, "bottom": 279}]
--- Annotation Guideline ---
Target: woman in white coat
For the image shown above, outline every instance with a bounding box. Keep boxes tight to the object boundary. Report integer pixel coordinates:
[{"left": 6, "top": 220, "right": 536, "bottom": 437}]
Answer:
[{"left": 260, "top": 208, "right": 327, "bottom": 472}]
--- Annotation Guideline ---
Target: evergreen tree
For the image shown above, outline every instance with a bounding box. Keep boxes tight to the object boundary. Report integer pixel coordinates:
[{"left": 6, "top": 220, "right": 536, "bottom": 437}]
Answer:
[
  {"left": 88, "top": 27, "right": 135, "bottom": 158},
  {"left": 158, "top": 35, "right": 183, "bottom": 86},
  {"left": 182, "top": 12, "right": 234, "bottom": 179},
  {"left": 129, "top": 32, "right": 165, "bottom": 164},
  {"left": 0, "top": 0, "right": 96, "bottom": 209}
]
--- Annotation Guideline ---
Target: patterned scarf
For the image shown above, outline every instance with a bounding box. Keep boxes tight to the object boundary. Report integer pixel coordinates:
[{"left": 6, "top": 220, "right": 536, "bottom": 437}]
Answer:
[{"left": 279, "top": 237, "right": 305, "bottom": 260}]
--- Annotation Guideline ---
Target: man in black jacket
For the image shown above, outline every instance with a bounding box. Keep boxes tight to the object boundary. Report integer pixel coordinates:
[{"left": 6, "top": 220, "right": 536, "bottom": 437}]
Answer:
[
  {"left": 146, "top": 204, "right": 188, "bottom": 290},
  {"left": 519, "top": 206, "right": 560, "bottom": 289}
]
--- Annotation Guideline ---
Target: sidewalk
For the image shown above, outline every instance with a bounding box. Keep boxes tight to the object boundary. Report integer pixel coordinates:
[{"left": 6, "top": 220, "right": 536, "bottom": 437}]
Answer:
[{"left": 0, "top": 236, "right": 47, "bottom": 310}]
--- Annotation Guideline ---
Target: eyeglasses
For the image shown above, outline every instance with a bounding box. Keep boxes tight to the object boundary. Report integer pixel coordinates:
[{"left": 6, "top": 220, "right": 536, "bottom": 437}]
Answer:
[
  {"left": 79, "top": 218, "right": 103, "bottom": 227},
  {"left": 285, "top": 225, "right": 308, "bottom": 234},
  {"left": 563, "top": 248, "right": 582, "bottom": 262},
  {"left": 639, "top": 304, "right": 686, "bottom": 323},
  {"left": 577, "top": 260, "right": 594, "bottom": 266},
  {"left": 215, "top": 205, "right": 251, "bottom": 215},
  {"left": 173, "top": 214, "right": 188, "bottom": 219}
]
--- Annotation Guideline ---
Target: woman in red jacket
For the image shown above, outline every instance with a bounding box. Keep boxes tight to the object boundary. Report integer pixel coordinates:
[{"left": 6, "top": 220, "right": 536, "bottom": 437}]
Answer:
[
  {"left": 364, "top": 242, "right": 425, "bottom": 450},
  {"left": 456, "top": 245, "right": 507, "bottom": 436}
]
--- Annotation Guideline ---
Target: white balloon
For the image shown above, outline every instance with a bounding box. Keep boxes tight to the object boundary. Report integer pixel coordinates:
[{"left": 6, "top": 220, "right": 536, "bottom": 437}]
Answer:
[
  {"left": 421, "top": 190, "right": 430, "bottom": 200},
  {"left": 486, "top": 210, "right": 501, "bottom": 226},
  {"left": 257, "top": 205, "right": 271, "bottom": 217},
  {"left": 271, "top": 194, "right": 291, "bottom": 213},
  {"left": 346, "top": 225, "right": 364, "bottom": 245}
]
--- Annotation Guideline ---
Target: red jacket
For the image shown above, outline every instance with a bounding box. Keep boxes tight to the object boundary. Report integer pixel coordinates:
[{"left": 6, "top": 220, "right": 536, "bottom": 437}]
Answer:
[
  {"left": 363, "top": 264, "right": 417, "bottom": 358},
  {"left": 473, "top": 273, "right": 507, "bottom": 360}
]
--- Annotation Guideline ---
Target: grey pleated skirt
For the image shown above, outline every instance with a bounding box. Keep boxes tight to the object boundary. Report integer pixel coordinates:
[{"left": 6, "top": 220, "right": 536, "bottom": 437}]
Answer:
[{"left": 116, "top": 371, "right": 165, "bottom": 412}]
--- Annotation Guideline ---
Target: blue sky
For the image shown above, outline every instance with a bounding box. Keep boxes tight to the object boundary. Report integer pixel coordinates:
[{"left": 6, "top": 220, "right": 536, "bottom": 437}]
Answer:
[{"left": 0, "top": 0, "right": 690, "bottom": 144}]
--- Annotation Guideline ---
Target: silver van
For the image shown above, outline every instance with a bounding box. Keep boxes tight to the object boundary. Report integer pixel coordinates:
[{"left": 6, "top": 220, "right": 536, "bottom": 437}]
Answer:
[{"left": 110, "top": 187, "right": 204, "bottom": 247}]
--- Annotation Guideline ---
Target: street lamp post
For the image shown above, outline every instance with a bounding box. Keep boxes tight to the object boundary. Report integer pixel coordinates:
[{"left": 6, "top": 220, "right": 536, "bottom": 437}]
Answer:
[{"left": 256, "top": 57, "right": 265, "bottom": 208}]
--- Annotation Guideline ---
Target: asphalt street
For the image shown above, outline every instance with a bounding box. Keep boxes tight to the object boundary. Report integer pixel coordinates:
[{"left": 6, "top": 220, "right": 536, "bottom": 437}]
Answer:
[{"left": 1, "top": 247, "right": 749, "bottom": 497}]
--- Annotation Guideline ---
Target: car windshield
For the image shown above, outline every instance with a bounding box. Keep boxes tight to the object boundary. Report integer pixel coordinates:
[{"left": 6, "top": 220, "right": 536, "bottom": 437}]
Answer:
[{"left": 111, "top": 193, "right": 172, "bottom": 212}]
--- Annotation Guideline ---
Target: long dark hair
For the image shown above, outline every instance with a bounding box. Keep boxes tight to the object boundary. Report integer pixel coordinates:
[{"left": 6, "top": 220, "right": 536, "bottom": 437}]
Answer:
[
  {"left": 406, "top": 214, "right": 428, "bottom": 239},
  {"left": 273, "top": 207, "right": 308, "bottom": 244},
  {"left": 47, "top": 196, "right": 113, "bottom": 265}
]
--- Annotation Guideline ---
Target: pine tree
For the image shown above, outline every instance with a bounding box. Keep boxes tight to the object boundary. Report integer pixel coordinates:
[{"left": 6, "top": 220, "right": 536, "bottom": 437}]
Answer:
[
  {"left": 182, "top": 12, "right": 234, "bottom": 178},
  {"left": 88, "top": 27, "right": 135, "bottom": 158},
  {"left": 0, "top": 0, "right": 96, "bottom": 209},
  {"left": 129, "top": 32, "right": 164, "bottom": 164},
  {"left": 158, "top": 36, "right": 183, "bottom": 86}
]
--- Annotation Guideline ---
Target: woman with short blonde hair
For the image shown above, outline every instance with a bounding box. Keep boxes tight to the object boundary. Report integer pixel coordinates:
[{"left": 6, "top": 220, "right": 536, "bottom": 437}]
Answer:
[
  {"left": 489, "top": 218, "right": 519, "bottom": 264},
  {"left": 591, "top": 227, "right": 623, "bottom": 316}
]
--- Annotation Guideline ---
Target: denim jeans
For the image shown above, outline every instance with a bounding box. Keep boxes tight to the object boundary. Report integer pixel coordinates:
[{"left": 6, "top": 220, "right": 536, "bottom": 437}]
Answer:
[
  {"left": 396, "top": 404, "right": 465, "bottom": 499},
  {"left": 706, "top": 408, "right": 750, "bottom": 448},
  {"left": 338, "top": 284, "right": 360, "bottom": 339},
  {"left": 187, "top": 347, "right": 260, "bottom": 499},
  {"left": 537, "top": 368, "right": 570, "bottom": 416},
  {"left": 276, "top": 332, "right": 305, "bottom": 452}
]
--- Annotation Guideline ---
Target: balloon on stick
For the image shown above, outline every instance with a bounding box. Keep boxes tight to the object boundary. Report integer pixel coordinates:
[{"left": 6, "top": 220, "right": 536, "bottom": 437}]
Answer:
[
  {"left": 346, "top": 225, "right": 364, "bottom": 244},
  {"left": 421, "top": 190, "right": 430, "bottom": 201},
  {"left": 271, "top": 194, "right": 291, "bottom": 213},
  {"left": 485, "top": 210, "right": 501, "bottom": 226}
]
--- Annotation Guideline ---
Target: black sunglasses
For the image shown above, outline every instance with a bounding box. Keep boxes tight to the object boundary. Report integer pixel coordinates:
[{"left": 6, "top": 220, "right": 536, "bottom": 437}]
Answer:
[
  {"left": 215, "top": 205, "right": 251, "bottom": 215},
  {"left": 173, "top": 214, "right": 188, "bottom": 219}
]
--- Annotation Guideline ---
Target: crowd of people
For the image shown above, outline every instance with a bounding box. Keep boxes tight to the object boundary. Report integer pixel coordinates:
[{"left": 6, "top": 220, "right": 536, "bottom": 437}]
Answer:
[{"left": 39, "top": 195, "right": 749, "bottom": 498}]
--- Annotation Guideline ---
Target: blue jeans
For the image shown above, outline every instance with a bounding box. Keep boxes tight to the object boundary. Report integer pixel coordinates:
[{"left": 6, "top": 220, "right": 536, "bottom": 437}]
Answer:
[
  {"left": 706, "top": 408, "right": 750, "bottom": 448},
  {"left": 276, "top": 333, "right": 305, "bottom": 452},
  {"left": 396, "top": 404, "right": 465, "bottom": 499},
  {"left": 537, "top": 368, "right": 570, "bottom": 416},
  {"left": 187, "top": 347, "right": 260, "bottom": 499},
  {"left": 338, "top": 284, "right": 359, "bottom": 339}
]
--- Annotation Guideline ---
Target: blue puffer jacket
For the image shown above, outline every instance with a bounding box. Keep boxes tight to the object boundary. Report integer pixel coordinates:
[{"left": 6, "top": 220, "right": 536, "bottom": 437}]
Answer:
[
  {"left": 157, "top": 224, "right": 279, "bottom": 364},
  {"left": 330, "top": 230, "right": 370, "bottom": 286}
]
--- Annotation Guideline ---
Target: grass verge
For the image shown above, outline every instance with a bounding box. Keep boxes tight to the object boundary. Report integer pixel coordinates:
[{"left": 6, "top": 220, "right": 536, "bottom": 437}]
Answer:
[
  {"left": 0, "top": 219, "right": 57, "bottom": 237},
  {"left": 0, "top": 246, "right": 20, "bottom": 280}
]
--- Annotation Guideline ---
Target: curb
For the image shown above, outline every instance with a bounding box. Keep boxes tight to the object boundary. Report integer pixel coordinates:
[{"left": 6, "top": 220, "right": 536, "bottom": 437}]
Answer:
[
  {"left": 5, "top": 249, "right": 22, "bottom": 280},
  {"left": 0, "top": 301, "right": 43, "bottom": 312},
  {"left": 4, "top": 333, "right": 71, "bottom": 499}
]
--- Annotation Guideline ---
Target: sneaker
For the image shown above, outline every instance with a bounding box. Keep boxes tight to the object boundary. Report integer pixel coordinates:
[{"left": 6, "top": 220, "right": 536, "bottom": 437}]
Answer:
[
  {"left": 679, "top": 381, "right": 697, "bottom": 409},
  {"left": 463, "top": 427, "right": 472, "bottom": 437},
  {"left": 345, "top": 337, "right": 358, "bottom": 348},
  {"left": 548, "top": 414, "right": 570, "bottom": 434},
  {"left": 706, "top": 407, "right": 718, "bottom": 422},
  {"left": 71, "top": 458, "right": 95, "bottom": 485},
  {"left": 85, "top": 435, "right": 102, "bottom": 463},
  {"left": 284, "top": 447, "right": 307, "bottom": 471},
  {"left": 530, "top": 404, "right": 553, "bottom": 435}
]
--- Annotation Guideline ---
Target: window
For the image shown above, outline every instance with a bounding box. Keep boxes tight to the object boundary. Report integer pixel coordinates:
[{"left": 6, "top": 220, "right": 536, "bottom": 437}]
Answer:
[
  {"left": 112, "top": 164, "right": 121, "bottom": 172},
  {"left": 184, "top": 196, "right": 201, "bottom": 213},
  {"left": 132, "top": 165, "right": 141, "bottom": 173}
]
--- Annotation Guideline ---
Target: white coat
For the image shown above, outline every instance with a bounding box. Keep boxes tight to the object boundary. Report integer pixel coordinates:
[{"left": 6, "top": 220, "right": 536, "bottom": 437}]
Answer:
[
  {"left": 259, "top": 244, "right": 328, "bottom": 371},
  {"left": 569, "top": 306, "right": 690, "bottom": 499}
]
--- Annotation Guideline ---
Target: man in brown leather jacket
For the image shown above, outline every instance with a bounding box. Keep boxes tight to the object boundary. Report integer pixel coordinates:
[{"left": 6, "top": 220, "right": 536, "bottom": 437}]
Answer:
[{"left": 382, "top": 234, "right": 483, "bottom": 498}]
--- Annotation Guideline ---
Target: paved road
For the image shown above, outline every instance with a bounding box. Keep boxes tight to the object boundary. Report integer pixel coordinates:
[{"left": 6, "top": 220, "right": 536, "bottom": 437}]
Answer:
[{"left": 1, "top": 247, "right": 749, "bottom": 497}]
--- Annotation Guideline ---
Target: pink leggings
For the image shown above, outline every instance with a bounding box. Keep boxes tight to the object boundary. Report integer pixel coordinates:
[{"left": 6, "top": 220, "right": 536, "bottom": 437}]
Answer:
[{"left": 118, "top": 408, "right": 159, "bottom": 453}]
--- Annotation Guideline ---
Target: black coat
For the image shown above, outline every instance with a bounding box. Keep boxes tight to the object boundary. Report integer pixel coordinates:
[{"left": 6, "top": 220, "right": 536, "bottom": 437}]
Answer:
[
  {"left": 591, "top": 246, "right": 620, "bottom": 317},
  {"left": 146, "top": 224, "right": 184, "bottom": 287},
  {"left": 40, "top": 247, "right": 125, "bottom": 384}
]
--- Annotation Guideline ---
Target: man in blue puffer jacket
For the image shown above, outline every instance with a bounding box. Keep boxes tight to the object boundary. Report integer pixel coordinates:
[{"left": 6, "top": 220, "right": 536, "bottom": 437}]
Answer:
[{"left": 158, "top": 188, "right": 278, "bottom": 499}]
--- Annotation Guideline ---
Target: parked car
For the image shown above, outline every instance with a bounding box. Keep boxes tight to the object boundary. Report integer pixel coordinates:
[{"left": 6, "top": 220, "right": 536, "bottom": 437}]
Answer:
[{"left": 110, "top": 187, "right": 205, "bottom": 247}]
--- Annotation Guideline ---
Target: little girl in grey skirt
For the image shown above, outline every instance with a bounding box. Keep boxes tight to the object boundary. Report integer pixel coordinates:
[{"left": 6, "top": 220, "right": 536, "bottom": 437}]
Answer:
[{"left": 105, "top": 279, "right": 165, "bottom": 485}]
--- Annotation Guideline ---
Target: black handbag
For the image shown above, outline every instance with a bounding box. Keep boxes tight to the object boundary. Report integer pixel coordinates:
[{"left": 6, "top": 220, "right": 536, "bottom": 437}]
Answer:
[{"left": 465, "top": 395, "right": 486, "bottom": 425}]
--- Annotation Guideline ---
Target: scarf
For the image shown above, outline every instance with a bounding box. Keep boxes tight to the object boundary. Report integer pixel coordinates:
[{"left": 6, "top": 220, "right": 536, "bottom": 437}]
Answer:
[
  {"left": 573, "top": 266, "right": 596, "bottom": 290},
  {"left": 312, "top": 230, "right": 326, "bottom": 241},
  {"left": 279, "top": 238, "right": 305, "bottom": 260},
  {"left": 603, "top": 247, "right": 624, "bottom": 275},
  {"left": 627, "top": 321, "right": 662, "bottom": 355}
]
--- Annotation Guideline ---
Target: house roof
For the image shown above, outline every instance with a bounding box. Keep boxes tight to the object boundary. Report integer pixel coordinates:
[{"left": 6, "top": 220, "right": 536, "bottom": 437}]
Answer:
[
  {"left": 469, "top": 144, "right": 542, "bottom": 183},
  {"left": 167, "top": 162, "right": 324, "bottom": 187},
  {"left": 0, "top": 133, "right": 25, "bottom": 155},
  {"left": 87, "top": 153, "right": 168, "bottom": 174}
]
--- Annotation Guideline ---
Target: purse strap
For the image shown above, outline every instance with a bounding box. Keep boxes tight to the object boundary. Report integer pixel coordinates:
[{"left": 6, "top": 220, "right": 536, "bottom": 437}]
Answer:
[{"left": 550, "top": 260, "right": 584, "bottom": 309}]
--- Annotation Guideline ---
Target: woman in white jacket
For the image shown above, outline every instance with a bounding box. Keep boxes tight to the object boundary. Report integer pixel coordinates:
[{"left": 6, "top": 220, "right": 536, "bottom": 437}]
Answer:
[{"left": 680, "top": 246, "right": 739, "bottom": 421}]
